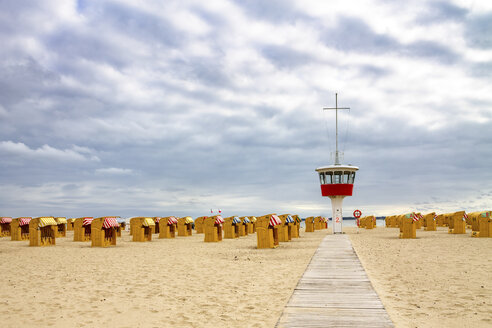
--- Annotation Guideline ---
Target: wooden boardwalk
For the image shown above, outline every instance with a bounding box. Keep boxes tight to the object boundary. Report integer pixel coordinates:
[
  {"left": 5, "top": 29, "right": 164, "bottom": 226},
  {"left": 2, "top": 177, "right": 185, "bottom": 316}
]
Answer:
[{"left": 276, "top": 234, "right": 394, "bottom": 327}]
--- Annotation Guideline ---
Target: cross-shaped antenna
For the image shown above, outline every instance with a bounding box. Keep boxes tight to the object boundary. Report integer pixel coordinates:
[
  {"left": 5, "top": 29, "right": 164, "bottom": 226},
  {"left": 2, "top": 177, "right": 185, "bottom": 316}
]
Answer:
[{"left": 323, "top": 93, "right": 350, "bottom": 165}]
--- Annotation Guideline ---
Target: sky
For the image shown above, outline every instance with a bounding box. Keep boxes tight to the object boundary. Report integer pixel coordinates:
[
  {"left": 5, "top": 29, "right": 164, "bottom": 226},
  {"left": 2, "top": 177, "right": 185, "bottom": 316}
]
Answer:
[{"left": 1, "top": 0, "right": 491, "bottom": 219}]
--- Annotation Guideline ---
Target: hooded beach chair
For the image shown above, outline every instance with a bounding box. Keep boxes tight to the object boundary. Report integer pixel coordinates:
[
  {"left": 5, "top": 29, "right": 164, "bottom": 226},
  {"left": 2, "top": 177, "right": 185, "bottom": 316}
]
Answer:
[
  {"left": 305, "top": 216, "right": 315, "bottom": 232},
  {"left": 435, "top": 214, "right": 445, "bottom": 227},
  {"left": 277, "top": 214, "right": 294, "bottom": 242},
  {"left": 153, "top": 217, "right": 161, "bottom": 234},
  {"left": 114, "top": 218, "right": 125, "bottom": 236},
  {"left": 177, "top": 216, "right": 193, "bottom": 236},
  {"left": 256, "top": 214, "right": 282, "bottom": 249},
  {"left": 67, "top": 218, "right": 76, "bottom": 231},
  {"left": 448, "top": 211, "right": 467, "bottom": 234},
  {"left": 249, "top": 216, "right": 257, "bottom": 233},
  {"left": 194, "top": 216, "right": 208, "bottom": 234},
  {"left": 290, "top": 215, "right": 301, "bottom": 238},
  {"left": 204, "top": 215, "right": 224, "bottom": 242},
  {"left": 423, "top": 212, "right": 437, "bottom": 231},
  {"left": 130, "top": 217, "right": 155, "bottom": 241},
  {"left": 468, "top": 211, "right": 491, "bottom": 237},
  {"left": 29, "top": 217, "right": 57, "bottom": 246},
  {"left": 239, "top": 217, "right": 250, "bottom": 236},
  {"left": 399, "top": 213, "right": 417, "bottom": 239},
  {"left": 413, "top": 213, "right": 423, "bottom": 229},
  {"left": 54, "top": 217, "right": 67, "bottom": 237},
  {"left": 222, "top": 216, "right": 241, "bottom": 239},
  {"left": 74, "top": 217, "right": 93, "bottom": 241},
  {"left": 365, "top": 215, "right": 376, "bottom": 229},
  {"left": 0, "top": 217, "right": 12, "bottom": 237},
  {"left": 11, "top": 217, "right": 31, "bottom": 240},
  {"left": 223, "top": 216, "right": 241, "bottom": 239},
  {"left": 474, "top": 211, "right": 491, "bottom": 237},
  {"left": 91, "top": 217, "right": 119, "bottom": 247},
  {"left": 389, "top": 215, "right": 398, "bottom": 228},
  {"left": 385, "top": 216, "right": 391, "bottom": 227},
  {"left": 359, "top": 216, "right": 367, "bottom": 228},
  {"left": 159, "top": 216, "right": 178, "bottom": 239}
]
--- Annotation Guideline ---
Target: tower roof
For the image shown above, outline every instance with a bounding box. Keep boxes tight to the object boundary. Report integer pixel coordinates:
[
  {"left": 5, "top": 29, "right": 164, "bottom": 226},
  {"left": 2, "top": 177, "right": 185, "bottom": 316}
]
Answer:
[{"left": 315, "top": 164, "right": 359, "bottom": 172}]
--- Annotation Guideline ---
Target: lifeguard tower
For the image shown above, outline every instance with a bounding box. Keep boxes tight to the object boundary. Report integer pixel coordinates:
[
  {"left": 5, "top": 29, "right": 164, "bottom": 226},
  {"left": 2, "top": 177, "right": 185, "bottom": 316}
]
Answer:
[{"left": 316, "top": 94, "right": 359, "bottom": 234}]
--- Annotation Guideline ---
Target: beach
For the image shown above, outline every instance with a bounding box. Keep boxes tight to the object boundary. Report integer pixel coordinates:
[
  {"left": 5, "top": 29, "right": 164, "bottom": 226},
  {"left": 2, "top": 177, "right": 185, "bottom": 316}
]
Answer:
[
  {"left": 1, "top": 225, "right": 491, "bottom": 328},
  {"left": 349, "top": 226, "right": 492, "bottom": 328},
  {"left": 0, "top": 228, "right": 329, "bottom": 328}
]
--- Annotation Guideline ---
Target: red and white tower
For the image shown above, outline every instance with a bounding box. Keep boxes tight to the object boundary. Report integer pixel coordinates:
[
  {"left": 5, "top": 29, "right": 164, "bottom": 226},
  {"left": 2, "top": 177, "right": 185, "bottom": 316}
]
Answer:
[{"left": 315, "top": 94, "right": 358, "bottom": 234}]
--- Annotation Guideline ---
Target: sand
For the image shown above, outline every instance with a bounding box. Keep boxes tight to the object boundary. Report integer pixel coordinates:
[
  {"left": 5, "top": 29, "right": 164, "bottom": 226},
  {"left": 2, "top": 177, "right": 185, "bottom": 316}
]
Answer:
[
  {"left": 0, "top": 228, "right": 329, "bottom": 328},
  {"left": 2, "top": 225, "right": 491, "bottom": 328},
  {"left": 348, "top": 226, "right": 492, "bottom": 328}
]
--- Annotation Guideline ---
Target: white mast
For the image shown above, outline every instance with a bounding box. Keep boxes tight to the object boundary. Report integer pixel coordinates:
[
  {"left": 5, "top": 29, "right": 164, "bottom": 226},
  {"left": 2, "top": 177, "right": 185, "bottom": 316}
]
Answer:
[{"left": 323, "top": 93, "right": 350, "bottom": 165}]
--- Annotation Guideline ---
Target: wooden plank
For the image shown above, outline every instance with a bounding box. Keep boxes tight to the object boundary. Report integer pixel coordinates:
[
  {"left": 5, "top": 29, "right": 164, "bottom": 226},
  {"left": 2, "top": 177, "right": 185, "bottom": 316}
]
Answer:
[
  {"left": 277, "top": 308, "right": 394, "bottom": 328},
  {"left": 276, "top": 234, "right": 394, "bottom": 327}
]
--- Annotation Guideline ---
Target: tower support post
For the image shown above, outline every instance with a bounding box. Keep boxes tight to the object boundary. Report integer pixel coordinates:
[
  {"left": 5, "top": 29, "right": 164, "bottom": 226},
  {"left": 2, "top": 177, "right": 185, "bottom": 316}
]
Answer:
[{"left": 329, "top": 196, "right": 346, "bottom": 234}]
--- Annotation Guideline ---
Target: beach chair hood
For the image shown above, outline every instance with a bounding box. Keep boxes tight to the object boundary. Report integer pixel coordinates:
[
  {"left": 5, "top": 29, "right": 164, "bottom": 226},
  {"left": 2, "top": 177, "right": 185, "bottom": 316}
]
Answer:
[
  {"left": 214, "top": 216, "right": 224, "bottom": 224},
  {"left": 83, "top": 218, "right": 94, "bottom": 226},
  {"left": 102, "top": 217, "right": 119, "bottom": 228},
  {"left": 55, "top": 217, "right": 67, "bottom": 224},
  {"left": 19, "top": 218, "right": 32, "bottom": 226},
  {"left": 38, "top": 217, "right": 57, "bottom": 227},
  {"left": 269, "top": 215, "right": 282, "bottom": 227},
  {"left": 167, "top": 217, "right": 178, "bottom": 225},
  {"left": 142, "top": 218, "right": 155, "bottom": 226}
]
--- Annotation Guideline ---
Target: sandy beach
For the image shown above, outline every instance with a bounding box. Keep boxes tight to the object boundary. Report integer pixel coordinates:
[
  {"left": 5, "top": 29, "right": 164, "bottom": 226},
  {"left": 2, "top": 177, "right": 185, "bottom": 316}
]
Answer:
[
  {"left": 0, "top": 228, "right": 329, "bottom": 328},
  {"left": 349, "top": 226, "right": 492, "bottom": 328},
  {"left": 2, "top": 224, "right": 491, "bottom": 328}
]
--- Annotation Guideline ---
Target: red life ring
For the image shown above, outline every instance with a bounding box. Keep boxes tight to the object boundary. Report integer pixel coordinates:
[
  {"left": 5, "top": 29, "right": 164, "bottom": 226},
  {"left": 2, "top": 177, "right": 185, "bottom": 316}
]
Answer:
[{"left": 353, "top": 209, "right": 362, "bottom": 218}]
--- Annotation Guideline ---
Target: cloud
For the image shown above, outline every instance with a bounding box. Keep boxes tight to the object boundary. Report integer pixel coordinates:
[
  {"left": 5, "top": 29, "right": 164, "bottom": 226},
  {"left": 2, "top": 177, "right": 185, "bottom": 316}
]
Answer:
[
  {"left": 417, "top": 1, "right": 468, "bottom": 24},
  {"left": 232, "top": 0, "right": 308, "bottom": 23},
  {"left": 95, "top": 167, "right": 134, "bottom": 175},
  {"left": 0, "top": 141, "right": 100, "bottom": 162},
  {"left": 0, "top": 0, "right": 491, "bottom": 218},
  {"left": 321, "top": 15, "right": 459, "bottom": 63},
  {"left": 465, "top": 12, "right": 492, "bottom": 49},
  {"left": 261, "top": 44, "right": 314, "bottom": 68}
]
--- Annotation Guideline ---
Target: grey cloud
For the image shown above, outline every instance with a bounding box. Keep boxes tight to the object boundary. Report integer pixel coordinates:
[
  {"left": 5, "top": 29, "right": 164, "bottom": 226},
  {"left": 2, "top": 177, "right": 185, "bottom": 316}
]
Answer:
[
  {"left": 403, "top": 40, "right": 458, "bottom": 63},
  {"left": 232, "top": 0, "right": 309, "bottom": 23},
  {"left": 357, "top": 64, "right": 392, "bottom": 79},
  {"left": 465, "top": 13, "right": 492, "bottom": 49},
  {"left": 261, "top": 44, "right": 314, "bottom": 68},
  {"left": 417, "top": 1, "right": 468, "bottom": 24},
  {"left": 321, "top": 16, "right": 459, "bottom": 64},
  {"left": 90, "top": 2, "right": 185, "bottom": 48},
  {"left": 470, "top": 61, "right": 492, "bottom": 78},
  {"left": 322, "top": 16, "right": 398, "bottom": 54}
]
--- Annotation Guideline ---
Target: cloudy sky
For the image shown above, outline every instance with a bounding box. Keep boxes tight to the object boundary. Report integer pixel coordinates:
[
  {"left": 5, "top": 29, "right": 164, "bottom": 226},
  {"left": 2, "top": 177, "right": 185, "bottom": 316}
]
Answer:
[{"left": 1, "top": 0, "right": 491, "bottom": 219}]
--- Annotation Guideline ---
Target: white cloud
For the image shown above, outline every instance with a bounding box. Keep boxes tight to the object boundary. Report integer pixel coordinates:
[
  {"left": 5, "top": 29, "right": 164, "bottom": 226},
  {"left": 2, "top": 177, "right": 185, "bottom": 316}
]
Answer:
[
  {"left": 0, "top": 141, "right": 100, "bottom": 162},
  {"left": 95, "top": 167, "right": 134, "bottom": 175}
]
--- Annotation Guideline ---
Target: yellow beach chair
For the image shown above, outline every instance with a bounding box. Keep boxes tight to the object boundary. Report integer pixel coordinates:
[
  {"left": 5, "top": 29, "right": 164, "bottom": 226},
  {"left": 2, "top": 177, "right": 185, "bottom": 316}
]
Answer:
[
  {"left": 0, "top": 217, "right": 12, "bottom": 237},
  {"left": 204, "top": 216, "right": 224, "bottom": 242},
  {"left": 130, "top": 217, "right": 155, "bottom": 241},
  {"left": 159, "top": 216, "right": 178, "bottom": 239},
  {"left": 256, "top": 214, "right": 281, "bottom": 249},
  {"left": 29, "top": 217, "right": 57, "bottom": 246},
  {"left": 91, "top": 217, "right": 119, "bottom": 247},
  {"left": 399, "top": 213, "right": 417, "bottom": 239}
]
